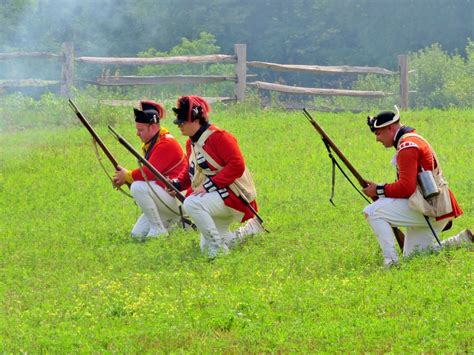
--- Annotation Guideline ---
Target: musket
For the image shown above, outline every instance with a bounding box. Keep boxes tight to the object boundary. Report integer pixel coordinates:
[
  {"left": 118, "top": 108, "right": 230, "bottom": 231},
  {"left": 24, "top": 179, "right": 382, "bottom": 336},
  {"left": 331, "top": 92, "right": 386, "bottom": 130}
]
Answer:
[
  {"left": 302, "top": 108, "right": 405, "bottom": 250},
  {"left": 68, "top": 99, "right": 131, "bottom": 192},
  {"left": 107, "top": 125, "right": 186, "bottom": 203},
  {"left": 232, "top": 183, "right": 267, "bottom": 229},
  {"left": 240, "top": 195, "right": 265, "bottom": 227},
  {"left": 68, "top": 99, "right": 120, "bottom": 170}
]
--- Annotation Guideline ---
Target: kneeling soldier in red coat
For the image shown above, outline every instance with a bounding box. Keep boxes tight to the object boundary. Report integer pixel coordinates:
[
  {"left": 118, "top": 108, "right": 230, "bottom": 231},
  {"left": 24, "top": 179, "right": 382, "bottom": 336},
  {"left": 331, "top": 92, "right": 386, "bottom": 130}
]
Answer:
[
  {"left": 170, "top": 96, "right": 263, "bottom": 257},
  {"left": 113, "top": 100, "right": 187, "bottom": 240},
  {"left": 362, "top": 109, "right": 471, "bottom": 266}
]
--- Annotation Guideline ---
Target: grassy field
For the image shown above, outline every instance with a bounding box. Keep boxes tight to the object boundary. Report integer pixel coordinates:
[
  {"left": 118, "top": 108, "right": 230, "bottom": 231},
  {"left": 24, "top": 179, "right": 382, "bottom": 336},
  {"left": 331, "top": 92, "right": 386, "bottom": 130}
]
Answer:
[{"left": 0, "top": 103, "right": 473, "bottom": 352}]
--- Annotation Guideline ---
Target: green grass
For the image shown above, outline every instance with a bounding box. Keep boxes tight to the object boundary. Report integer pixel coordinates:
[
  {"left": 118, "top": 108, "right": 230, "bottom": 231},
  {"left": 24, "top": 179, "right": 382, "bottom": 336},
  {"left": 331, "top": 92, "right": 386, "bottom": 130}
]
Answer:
[{"left": 0, "top": 105, "right": 473, "bottom": 352}]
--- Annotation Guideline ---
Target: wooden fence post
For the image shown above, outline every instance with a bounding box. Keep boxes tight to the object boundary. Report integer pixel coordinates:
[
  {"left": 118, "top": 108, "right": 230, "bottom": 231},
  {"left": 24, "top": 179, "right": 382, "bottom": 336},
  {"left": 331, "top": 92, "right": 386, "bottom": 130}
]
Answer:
[
  {"left": 398, "top": 54, "right": 408, "bottom": 110},
  {"left": 234, "top": 44, "right": 246, "bottom": 101},
  {"left": 60, "top": 42, "right": 74, "bottom": 96}
]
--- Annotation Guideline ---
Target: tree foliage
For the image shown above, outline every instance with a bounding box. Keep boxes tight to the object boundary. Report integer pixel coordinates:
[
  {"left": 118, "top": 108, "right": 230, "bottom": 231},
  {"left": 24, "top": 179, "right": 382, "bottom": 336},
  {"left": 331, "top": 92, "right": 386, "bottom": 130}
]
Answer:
[{"left": 1, "top": 0, "right": 472, "bottom": 66}]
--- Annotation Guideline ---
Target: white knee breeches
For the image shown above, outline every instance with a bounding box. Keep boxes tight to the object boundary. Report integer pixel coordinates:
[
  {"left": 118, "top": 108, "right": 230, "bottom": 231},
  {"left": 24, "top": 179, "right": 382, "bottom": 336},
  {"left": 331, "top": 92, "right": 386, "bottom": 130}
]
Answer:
[
  {"left": 364, "top": 198, "right": 451, "bottom": 265},
  {"left": 183, "top": 192, "right": 244, "bottom": 257},
  {"left": 130, "top": 181, "right": 180, "bottom": 238}
]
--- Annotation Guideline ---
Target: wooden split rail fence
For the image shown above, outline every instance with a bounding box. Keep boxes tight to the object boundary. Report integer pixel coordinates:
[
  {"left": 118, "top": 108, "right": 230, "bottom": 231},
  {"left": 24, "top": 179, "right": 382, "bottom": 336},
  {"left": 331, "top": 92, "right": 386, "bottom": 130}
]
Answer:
[{"left": 0, "top": 42, "right": 411, "bottom": 109}]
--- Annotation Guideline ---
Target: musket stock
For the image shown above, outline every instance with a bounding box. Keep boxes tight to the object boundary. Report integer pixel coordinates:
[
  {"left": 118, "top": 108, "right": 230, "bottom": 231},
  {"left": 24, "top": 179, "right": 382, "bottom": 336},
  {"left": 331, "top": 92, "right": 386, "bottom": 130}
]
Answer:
[{"left": 303, "top": 108, "right": 405, "bottom": 250}]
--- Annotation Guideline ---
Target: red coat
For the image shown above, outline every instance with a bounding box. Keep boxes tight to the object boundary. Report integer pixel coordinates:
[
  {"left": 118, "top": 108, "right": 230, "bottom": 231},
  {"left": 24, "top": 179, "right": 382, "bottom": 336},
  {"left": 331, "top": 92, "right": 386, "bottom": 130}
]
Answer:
[
  {"left": 177, "top": 124, "right": 257, "bottom": 222},
  {"left": 384, "top": 130, "right": 462, "bottom": 220},
  {"left": 128, "top": 127, "right": 187, "bottom": 189}
]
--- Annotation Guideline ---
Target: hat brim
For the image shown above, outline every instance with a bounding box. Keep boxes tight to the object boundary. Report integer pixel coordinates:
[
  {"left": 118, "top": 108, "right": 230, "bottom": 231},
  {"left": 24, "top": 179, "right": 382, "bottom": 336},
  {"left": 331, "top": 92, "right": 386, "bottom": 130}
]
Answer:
[
  {"left": 373, "top": 115, "right": 400, "bottom": 129},
  {"left": 172, "top": 107, "right": 188, "bottom": 125},
  {"left": 173, "top": 118, "right": 186, "bottom": 125}
]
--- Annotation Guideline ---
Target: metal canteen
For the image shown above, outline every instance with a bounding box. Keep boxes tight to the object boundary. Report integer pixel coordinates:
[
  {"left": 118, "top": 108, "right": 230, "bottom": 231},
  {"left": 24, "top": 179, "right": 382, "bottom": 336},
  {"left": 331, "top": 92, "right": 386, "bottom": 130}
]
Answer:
[{"left": 418, "top": 168, "right": 439, "bottom": 199}]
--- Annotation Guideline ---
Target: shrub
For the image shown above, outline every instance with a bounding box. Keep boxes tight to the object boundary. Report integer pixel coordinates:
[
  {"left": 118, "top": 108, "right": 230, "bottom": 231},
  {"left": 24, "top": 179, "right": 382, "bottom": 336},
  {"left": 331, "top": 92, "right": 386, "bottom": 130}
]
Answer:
[
  {"left": 0, "top": 88, "right": 132, "bottom": 131},
  {"left": 345, "top": 40, "right": 474, "bottom": 110},
  {"left": 133, "top": 32, "right": 235, "bottom": 98}
]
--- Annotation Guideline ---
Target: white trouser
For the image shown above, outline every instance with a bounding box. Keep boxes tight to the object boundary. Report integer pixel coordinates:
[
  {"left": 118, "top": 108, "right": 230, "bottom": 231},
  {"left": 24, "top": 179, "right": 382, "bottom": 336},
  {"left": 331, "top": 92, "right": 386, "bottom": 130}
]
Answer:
[
  {"left": 364, "top": 198, "right": 462, "bottom": 265},
  {"left": 130, "top": 181, "right": 180, "bottom": 238},
  {"left": 183, "top": 191, "right": 246, "bottom": 257}
]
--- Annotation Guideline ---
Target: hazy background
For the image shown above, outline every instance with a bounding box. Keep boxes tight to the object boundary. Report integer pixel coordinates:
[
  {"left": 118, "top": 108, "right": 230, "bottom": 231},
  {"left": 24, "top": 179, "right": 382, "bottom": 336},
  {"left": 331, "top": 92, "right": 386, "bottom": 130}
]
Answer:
[
  {"left": 2, "top": 0, "right": 472, "bottom": 65},
  {"left": 0, "top": 0, "right": 473, "bottom": 107}
]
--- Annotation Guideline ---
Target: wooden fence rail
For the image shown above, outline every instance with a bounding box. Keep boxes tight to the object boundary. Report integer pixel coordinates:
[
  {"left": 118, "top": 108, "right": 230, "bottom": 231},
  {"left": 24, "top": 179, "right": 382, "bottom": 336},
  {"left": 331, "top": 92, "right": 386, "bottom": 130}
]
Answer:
[
  {"left": 0, "top": 52, "right": 60, "bottom": 60},
  {"left": 0, "top": 79, "right": 60, "bottom": 88},
  {"left": 248, "top": 81, "right": 390, "bottom": 98},
  {"left": 76, "top": 54, "right": 237, "bottom": 65},
  {"left": 92, "top": 75, "right": 237, "bottom": 86},
  {"left": 247, "top": 61, "right": 398, "bottom": 75},
  {"left": 0, "top": 42, "right": 410, "bottom": 109}
]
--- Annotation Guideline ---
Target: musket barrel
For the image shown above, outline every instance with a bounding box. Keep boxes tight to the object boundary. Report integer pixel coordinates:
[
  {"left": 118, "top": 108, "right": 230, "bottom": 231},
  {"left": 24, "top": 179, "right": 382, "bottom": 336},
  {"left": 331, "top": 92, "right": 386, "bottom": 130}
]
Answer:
[
  {"left": 69, "top": 99, "right": 120, "bottom": 170},
  {"left": 303, "top": 109, "right": 367, "bottom": 187}
]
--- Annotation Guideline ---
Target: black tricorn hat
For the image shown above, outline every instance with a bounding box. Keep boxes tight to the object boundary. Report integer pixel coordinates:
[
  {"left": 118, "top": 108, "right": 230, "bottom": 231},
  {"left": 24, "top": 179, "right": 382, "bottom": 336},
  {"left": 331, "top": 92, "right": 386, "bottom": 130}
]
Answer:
[
  {"left": 140, "top": 101, "right": 158, "bottom": 112},
  {"left": 134, "top": 108, "right": 159, "bottom": 124},
  {"left": 367, "top": 108, "right": 400, "bottom": 132},
  {"left": 172, "top": 99, "right": 189, "bottom": 125},
  {"left": 172, "top": 96, "right": 208, "bottom": 125},
  {"left": 172, "top": 98, "right": 193, "bottom": 125}
]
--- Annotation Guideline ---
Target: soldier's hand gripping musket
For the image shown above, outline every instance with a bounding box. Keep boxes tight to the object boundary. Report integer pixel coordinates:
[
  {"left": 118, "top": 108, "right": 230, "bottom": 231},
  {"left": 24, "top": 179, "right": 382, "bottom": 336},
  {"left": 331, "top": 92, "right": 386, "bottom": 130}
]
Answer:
[
  {"left": 363, "top": 109, "right": 468, "bottom": 267},
  {"left": 302, "top": 108, "right": 405, "bottom": 251}
]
